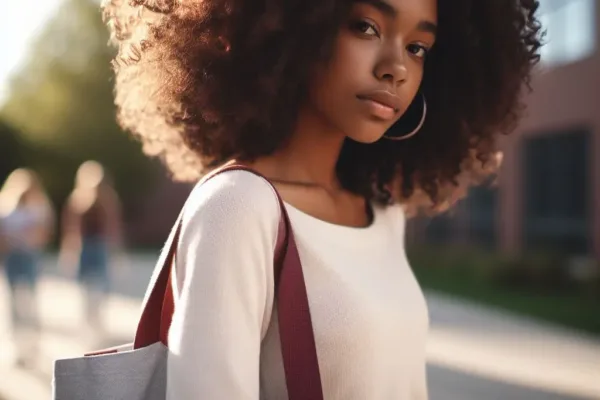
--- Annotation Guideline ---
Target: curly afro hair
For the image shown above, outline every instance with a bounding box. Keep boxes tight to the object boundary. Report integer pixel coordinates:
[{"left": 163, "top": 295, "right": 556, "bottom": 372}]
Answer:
[{"left": 102, "top": 0, "right": 543, "bottom": 215}]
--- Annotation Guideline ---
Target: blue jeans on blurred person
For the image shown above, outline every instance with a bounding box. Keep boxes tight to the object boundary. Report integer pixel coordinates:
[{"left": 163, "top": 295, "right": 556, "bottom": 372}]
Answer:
[
  {"left": 4, "top": 248, "right": 40, "bottom": 332},
  {"left": 78, "top": 236, "right": 110, "bottom": 335},
  {"left": 78, "top": 236, "right": 110, "bottom": 292}
]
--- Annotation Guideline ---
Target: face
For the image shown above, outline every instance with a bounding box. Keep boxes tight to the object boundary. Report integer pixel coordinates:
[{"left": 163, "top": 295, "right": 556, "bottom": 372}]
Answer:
[{"left": 307, "top": 0, "right": 437, "bottom": 143}]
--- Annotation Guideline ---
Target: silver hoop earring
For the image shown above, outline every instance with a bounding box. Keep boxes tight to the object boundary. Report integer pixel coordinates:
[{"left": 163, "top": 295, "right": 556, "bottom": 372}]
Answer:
[{"left": 383, "top": 94, "right": 427, "bottom": 141}]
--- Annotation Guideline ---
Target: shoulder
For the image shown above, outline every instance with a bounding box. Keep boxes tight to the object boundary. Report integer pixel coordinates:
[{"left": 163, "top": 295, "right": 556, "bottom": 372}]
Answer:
[
  {"left": 374, "top": 201, "right": 407, "bottom": 237},
  {"left": 182, "top": 169, "right": 281, "bottom": 235},
  {"left": 376, "top": 201, "right": 406, "bottom": 222}
]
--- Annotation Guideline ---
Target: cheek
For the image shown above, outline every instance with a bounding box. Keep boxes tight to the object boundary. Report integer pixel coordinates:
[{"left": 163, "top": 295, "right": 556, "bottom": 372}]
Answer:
[
  {"left": 306, "top": 33, "right": 377, "bottom": 115},
  {"left": 329, "top": 33, "right": 374, "bottom": 79},
  {"left": 320, "top": 31, "right": 372, "bottom": 77},
  {"left": 308, "top": 45, "right": 356, "bottom": 104}
]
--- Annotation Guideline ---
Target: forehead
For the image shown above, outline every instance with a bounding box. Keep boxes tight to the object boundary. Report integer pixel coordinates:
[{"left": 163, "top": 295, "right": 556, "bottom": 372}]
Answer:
[{"left": 358, "top": 0, "right": 437, "bottom": 23}]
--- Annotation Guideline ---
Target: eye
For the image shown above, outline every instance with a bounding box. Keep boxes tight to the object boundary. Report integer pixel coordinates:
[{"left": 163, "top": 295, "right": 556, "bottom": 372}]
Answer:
[
  {"left": 407, "top": 43, "right": 429, "bottom": 59},
  {"left": 351, "top": 20, "right": 380, "bottom": 37}
]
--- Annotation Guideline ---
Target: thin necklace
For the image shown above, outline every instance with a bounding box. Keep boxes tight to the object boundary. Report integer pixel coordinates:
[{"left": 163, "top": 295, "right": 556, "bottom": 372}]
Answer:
[
  {"left": 268, "top": 177, "right": 374, "bottom": 224},
  {"left": 268, "top": 177, "right": 341, "bottom": 196},
  {"left": 268, "top": 178, "right": 332, "bottom": 188}
]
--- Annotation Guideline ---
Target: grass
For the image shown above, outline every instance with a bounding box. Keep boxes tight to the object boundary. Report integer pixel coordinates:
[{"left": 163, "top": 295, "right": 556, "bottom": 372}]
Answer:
[{"left": 413, "top": 265, "right": 600, "bottom": 336}]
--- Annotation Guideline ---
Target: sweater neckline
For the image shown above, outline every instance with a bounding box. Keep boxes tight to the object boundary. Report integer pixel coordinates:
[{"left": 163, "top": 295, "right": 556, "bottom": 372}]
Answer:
[{"left": 282, "top": 201, "right": 391, "bottom": 248}]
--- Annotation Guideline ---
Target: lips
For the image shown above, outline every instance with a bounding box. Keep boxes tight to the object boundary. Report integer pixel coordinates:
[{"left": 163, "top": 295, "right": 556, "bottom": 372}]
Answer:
[
  {"left": 356, "top": 90, "right": 402, "bottom": 121},
  {"left": 356, "top": 90, "right": 402, "bottom": 112}
]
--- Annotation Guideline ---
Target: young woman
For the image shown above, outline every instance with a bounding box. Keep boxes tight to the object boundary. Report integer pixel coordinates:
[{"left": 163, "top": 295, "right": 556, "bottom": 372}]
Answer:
[
  {"left": 60, "top": 161, "right": 123, "bottom": 338},
  {"left": 0, "top": 168, "right": 54, "bottom": 365},
  {"left": 103, "top": 0, "right": 542, "bottom": 398}
]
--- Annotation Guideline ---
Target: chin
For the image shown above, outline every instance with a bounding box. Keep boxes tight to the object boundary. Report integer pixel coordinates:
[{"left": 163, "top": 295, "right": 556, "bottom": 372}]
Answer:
[
  {"left": 342, "top": 118, "right": 396, "bottom": 144},
  {"left": 346, "top": 132, "right": 384, "bottom": 144},
  {"left": 345, "top": 124, "right": 390, "bottom": 144}
]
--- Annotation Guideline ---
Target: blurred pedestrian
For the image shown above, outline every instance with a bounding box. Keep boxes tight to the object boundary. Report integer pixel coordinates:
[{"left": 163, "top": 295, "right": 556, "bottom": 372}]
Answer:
[
  {"left": 0, "top": 168, "right": 54, "bottom": 366},
  {"left": 59, "top": 161, "right": 123, "bottom": 340}
]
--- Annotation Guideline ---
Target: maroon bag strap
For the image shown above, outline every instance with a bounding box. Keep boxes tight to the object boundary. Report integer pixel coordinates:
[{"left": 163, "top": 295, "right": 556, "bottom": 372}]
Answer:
[{"left": 133, "top": 164, "right": 324, "bottom": 400}]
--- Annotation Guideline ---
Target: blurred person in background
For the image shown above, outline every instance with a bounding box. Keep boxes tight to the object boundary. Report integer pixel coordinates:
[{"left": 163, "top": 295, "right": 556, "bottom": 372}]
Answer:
[
  {"left": 103, "top": 0, "right": 542, "bottom": 398},
  {"left": 0, "top": 168, "right": 54, "bottom": 366},
  {"left": 59, "top": 161, "right": 123, "bottom": 341}
]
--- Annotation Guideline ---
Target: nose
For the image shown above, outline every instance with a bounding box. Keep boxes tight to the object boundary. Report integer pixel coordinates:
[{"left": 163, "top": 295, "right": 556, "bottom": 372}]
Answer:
[{"left": 374, "top": 49, "right": 408, "bottom": 85}]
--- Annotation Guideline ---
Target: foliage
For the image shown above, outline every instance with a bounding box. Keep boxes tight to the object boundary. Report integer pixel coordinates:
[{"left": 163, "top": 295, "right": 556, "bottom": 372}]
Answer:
[
  {"left": 0, "top": 0, "right": 158, "bottom": 214},
  {"left": 406, "top": 245, "right": 592, "bottom": 290},
  {"left": 407, "top": 245, "right": 600, "bottom": 334},
  {"left": 0, "top": 120, "right": 23, "bottom": 181}
]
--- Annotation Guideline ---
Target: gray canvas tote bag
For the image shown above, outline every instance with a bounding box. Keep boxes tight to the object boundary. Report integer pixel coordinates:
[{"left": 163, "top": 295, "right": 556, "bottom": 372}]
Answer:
[{"left": 52, "top": 164, "right": 324, "bottom": 400}]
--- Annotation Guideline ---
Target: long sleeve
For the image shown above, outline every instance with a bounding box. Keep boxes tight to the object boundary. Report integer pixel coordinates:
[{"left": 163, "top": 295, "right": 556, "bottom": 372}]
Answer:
[
  {"left": 412, "top": 363, "right": 429, "bottom": 399},
  {"left": 166, "top": 171, "right": 280, "bottom": 400}
]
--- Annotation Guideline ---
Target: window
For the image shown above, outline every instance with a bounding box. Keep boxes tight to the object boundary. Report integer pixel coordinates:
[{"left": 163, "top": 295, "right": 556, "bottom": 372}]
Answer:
[
  {"left": 424, "top": 214, "right": 453, "bottom": 244},
  {"left": 465, "top": 184, "right": 498, "bottom": 248},
  {"left": 523, "top": 130, "right": 591, "bottom": 254},
  {"left": 539, "top": 0, "right": 596, "bottom": 67},
  {"left": 422, "top": 184, "right": 498, "bottom": 248}
]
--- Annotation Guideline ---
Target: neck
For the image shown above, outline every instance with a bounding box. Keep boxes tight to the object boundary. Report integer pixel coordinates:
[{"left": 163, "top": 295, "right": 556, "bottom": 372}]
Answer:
[{"left": 268, "top": 106, "right": 346, "bottom": 190}]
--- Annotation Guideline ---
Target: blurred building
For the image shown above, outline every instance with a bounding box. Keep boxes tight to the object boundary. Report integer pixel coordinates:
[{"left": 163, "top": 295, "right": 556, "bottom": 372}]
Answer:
[{"left": 418, "top": 0, "right": 600, "bottom": 259}]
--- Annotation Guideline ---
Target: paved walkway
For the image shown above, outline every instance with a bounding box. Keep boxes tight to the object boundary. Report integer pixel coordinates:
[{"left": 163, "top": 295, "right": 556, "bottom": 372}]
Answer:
[
  {"left": 1, "top": 255, "right": 599, "bottom": 400},
  {"left": 426, "top": 293, "right": 600, "bottom": 399}
]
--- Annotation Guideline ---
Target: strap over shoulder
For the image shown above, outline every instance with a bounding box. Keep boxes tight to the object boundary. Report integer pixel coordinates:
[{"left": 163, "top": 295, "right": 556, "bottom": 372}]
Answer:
[{"left": 133, "top": 163, "right": 324, "bottom": 400}]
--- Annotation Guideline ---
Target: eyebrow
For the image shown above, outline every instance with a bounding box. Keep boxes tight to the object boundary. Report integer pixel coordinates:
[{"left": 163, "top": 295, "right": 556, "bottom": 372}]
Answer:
[
  {"left": 358, "top": 0, "right": 397, "bottom": 17},
  {"left": 417, "top": 20, "right": 437, "bottom": 36},
  {"left": 356, "top": 0, "right": 438, "bottom": 36}
]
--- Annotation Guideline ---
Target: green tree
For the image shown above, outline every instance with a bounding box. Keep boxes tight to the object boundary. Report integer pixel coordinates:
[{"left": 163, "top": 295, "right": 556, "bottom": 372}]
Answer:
[
  {"left": 0, "top": 119, "right": 23, "bottom": 182},
  {"left": 1, "top": 0, "right": 157, "bottom": 214}
]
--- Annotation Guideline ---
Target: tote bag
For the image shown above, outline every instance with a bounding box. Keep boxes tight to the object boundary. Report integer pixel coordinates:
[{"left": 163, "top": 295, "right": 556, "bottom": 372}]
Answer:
[{"left": 52, "top": 165, "right": 324, "bottom": 400}]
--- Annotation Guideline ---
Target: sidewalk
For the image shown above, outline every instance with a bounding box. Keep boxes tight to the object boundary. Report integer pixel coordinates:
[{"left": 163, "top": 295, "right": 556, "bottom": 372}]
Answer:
[
  {"left": 1, "top": 255, "right": 599, "bottom": 400},
  {"left": 426, "top": 292, "right": 600, "bottom": 399},
  {"left": 0, "top": 277, "right": 139, "bottom": 400}
]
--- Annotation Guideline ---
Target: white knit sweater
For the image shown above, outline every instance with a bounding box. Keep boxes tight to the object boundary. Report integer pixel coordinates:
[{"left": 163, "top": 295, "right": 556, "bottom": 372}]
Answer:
[{"left": 167, "top": 170, "right": 429, "bottom": 399}]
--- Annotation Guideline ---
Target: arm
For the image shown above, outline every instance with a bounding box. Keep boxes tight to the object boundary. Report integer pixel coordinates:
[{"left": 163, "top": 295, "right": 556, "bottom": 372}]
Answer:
[
  {"left": 32, "top": 199, "right": 55, "bottom": 249},
  {"left": 0, "top": 217, "right": 7, "bottom": 256},
  {"left": 167, "top": 171, "right": 280, "bottom": 400},
  {"left": 58, "top": 196, "right": 81, "bottom": 274},
  {"left": 102, "top": 185, "right": 124, "bottom": 249},
  {"left": 99, "top": 185, "right": 128, "bottom": 277},
  {"left": 412, "top": 363, "right": 429, "bottom": 400}
]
